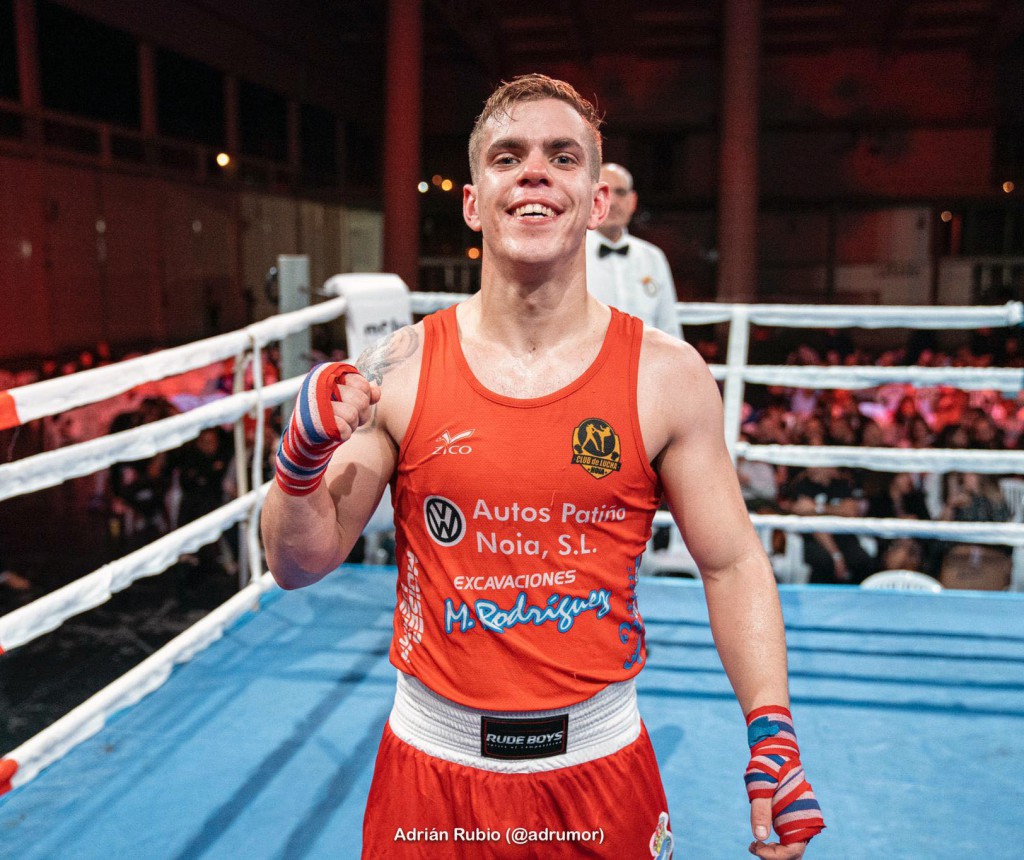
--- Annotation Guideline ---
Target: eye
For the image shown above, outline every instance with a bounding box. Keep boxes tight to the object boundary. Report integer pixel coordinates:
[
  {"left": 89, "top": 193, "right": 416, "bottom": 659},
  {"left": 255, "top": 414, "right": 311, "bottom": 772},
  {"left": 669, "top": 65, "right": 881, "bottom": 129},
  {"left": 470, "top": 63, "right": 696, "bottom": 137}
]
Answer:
[
  {"left": 552, "top": 154, "right": 577, "bottom": 166},
  {"left": 494, "top": 154, "right": 518, "bottom": 166}
]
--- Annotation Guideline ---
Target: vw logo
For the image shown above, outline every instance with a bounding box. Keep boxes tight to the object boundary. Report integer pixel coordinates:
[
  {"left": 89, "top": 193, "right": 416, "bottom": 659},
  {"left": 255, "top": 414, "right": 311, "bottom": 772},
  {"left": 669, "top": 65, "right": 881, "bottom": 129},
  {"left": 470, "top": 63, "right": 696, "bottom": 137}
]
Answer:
[{"left": 424, "top": 496, "right": 466, "bottom": 546}]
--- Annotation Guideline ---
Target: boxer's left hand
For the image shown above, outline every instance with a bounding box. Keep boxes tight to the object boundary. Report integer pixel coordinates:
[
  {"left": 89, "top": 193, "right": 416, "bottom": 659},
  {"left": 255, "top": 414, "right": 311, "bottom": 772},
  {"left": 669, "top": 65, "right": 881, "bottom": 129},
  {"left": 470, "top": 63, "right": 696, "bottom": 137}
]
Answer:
[{"left": 744, "top": 705, "right": 824, "bottom": 858}]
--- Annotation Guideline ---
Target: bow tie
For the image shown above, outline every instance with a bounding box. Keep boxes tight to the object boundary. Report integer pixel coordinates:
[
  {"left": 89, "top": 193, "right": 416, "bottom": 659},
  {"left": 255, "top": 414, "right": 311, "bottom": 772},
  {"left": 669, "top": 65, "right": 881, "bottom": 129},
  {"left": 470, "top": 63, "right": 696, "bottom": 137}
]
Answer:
[{"left": 598, "top": 243, "right": 629, "bottom": 258}]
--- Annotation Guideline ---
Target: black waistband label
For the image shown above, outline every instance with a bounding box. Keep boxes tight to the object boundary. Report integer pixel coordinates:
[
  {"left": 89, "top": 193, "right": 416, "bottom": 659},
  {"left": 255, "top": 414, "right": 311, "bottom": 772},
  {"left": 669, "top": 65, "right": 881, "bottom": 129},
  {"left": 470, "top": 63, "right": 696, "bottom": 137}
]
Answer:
[{"left": 480, "top": 714, "right": 569, "bottom": 760}]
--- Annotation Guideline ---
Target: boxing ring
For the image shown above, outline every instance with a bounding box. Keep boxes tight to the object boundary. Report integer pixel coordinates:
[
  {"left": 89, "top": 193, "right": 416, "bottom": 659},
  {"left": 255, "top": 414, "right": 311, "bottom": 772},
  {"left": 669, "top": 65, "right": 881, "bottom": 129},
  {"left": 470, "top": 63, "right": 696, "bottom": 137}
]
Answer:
[{"left": 2, "top": 279, "right": 1024, "bottom": 857}]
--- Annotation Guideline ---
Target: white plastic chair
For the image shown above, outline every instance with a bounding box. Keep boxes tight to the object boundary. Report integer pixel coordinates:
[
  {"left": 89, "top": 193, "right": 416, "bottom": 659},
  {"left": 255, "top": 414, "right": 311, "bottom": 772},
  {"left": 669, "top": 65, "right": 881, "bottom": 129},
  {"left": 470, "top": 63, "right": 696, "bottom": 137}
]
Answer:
[
  {"left": 1009, "top": 546, "right": 1024, "bottom": 593},
  {"left": 757, "top": 527, "right": 811, "bottom": 585},
  {"left": 644, "top": 525, "right": 700, "bottom": 578},
  {"left": 998, "top": 477, "right": 1024, "bottom": 523},
  {"left": 860, "top": 569, "right": 943, "bottom": 592}
]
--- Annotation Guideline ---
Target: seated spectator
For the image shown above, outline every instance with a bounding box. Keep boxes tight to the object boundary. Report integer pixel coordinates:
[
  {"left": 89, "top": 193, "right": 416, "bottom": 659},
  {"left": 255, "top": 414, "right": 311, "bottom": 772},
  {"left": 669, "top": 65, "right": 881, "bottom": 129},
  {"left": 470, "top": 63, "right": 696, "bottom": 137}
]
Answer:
[
  {"left": 890, "top": 395, "right": 929, "bottom": 447},
  {"left": 936, "top": 422, "right": 971, "bottom": 450},
  {"left": 779, "top": 466, "right": 876, "bottom": 585},
  {"left": 939, "top": 471, "right": 1013, "bottom": 589},
  {"left": 931, "top": 388, "right": 968, "bottom": 433},
  {"left": 173, "top": 427, "right": 233, "bottom": 526},
  {"left": 859, "top": 419, "right": 885, "bottom": 448},
  {"left": 863, "top": 472, "right": 936, "bottom": 575},
  {"left": 107, "top": 397, "right": 177, "bottom": 545},
  {"left": 941, "top": 472, "right": 1010, "bottom": 524},
  {"left": 795, "top": 414, "right": 827, "bottom": 447},
  {"left": 903, "top": 414, "right": 934, "bottom": 449},
  {"left": 967, "top": 410, "right": 1004, "bottom": 450},
  {"left": 171, "top": 427, "right": 237, "bottom": 604},
  {"left": 880, "top": 537, "right": 925, "bottom": 573},
  {"left": 745, "top": 397, "right": 792, "bottom": 446},
  {"left": 826, "top": 412, "right": 860, "bottom": 446}
]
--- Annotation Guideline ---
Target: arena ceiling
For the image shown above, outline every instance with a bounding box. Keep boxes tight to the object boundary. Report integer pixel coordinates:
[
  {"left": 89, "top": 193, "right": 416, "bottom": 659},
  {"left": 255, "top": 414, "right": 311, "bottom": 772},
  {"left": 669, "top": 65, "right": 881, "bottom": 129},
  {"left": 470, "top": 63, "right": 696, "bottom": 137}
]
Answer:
[
  {"left": 425, "top": 0, "right": 1024, "bottom": 72},
  {"left": 145, "top": 0, "right": 1022, "bottom": 117}
]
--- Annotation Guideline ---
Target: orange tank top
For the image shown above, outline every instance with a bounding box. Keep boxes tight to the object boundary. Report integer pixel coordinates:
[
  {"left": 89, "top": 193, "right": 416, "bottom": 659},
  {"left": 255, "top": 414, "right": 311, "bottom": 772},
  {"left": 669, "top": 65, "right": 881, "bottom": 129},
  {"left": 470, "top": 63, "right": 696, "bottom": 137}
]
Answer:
[{"left": 390, "top": 305, "right": 661, "bottom": 711}]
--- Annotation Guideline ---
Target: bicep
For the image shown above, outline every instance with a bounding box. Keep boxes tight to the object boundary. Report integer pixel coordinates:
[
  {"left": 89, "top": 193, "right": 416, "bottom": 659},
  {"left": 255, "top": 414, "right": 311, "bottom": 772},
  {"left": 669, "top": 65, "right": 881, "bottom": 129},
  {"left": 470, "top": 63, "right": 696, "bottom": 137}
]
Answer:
[{"left": 657, "top": 374, "right": 762, "bottom": 575}]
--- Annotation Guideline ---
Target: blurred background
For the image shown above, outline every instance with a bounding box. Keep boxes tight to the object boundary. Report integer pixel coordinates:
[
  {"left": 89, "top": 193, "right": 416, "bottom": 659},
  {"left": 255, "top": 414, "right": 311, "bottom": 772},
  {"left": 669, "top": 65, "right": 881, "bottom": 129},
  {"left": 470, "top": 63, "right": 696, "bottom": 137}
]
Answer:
[{"left": 0, "top": 0, "right": 1023, "bottom": 367}]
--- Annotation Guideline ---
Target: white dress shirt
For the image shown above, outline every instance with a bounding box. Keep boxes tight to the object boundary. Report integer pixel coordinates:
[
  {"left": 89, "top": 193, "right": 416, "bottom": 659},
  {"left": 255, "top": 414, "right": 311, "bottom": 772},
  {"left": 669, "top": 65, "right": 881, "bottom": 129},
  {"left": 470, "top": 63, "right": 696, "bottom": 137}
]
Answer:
[{"left": 585, "top": 229, "right": 682, "bottom": 339}]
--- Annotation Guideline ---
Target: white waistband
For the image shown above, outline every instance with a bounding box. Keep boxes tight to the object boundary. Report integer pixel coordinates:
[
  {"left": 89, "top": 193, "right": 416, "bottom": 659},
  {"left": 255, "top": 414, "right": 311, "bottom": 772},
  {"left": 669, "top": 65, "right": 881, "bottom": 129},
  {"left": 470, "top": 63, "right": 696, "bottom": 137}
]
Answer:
[{"left": 387, "top": 672, "right": 641, "bottom": 773}]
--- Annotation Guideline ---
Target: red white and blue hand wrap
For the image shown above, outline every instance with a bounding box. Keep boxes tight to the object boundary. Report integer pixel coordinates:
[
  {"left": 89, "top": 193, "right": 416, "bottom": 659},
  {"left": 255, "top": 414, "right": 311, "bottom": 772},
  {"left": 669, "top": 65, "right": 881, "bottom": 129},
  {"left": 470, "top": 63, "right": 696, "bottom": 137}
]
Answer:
[
  {"left": 275, "top": 362, "right": 359, "bottom": 496},
  {"left": 745, "top": 705, "right": 825, "bottom": 845}
]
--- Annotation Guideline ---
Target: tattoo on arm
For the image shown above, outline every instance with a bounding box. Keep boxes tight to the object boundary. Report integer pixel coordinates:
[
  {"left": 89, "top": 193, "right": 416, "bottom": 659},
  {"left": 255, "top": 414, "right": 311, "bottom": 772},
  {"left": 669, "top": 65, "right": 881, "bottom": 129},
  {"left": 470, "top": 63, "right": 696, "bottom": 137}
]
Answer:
[
  {"left": 356, "top": 326, "right": 419, "bottom": 385},
  {"left": 353, "top": 326, "right": 419, "bottom": 434}
]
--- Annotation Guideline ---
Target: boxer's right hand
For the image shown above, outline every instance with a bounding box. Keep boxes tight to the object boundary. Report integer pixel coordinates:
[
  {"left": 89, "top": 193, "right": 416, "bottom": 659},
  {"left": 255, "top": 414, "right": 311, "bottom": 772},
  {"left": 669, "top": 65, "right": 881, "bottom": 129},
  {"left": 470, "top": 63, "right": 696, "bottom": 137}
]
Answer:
[{"left": 274, "top": 362, "right": 380, "bottom": 496}]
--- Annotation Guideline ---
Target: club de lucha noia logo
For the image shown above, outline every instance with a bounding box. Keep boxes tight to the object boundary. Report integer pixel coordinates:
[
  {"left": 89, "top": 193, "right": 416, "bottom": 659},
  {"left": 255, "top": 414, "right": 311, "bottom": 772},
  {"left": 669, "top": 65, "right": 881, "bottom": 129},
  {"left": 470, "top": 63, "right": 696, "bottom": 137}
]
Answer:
[{"left": 571, "top": 418, "right": 622, "bottom": 479}]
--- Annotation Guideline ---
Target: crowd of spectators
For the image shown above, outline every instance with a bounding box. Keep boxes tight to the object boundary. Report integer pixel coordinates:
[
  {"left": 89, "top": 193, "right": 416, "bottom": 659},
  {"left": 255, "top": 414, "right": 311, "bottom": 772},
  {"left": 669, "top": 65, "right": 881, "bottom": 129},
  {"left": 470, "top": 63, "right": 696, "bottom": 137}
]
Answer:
[
  {"left": 713, "top": 327, "right": 1024, "bottom": 588},
  {"left": 3, "top": 325, "right": 1024, "bottom": 603},
  {"left": 0, "top": 342, "right": 286, "bottom": 610}
]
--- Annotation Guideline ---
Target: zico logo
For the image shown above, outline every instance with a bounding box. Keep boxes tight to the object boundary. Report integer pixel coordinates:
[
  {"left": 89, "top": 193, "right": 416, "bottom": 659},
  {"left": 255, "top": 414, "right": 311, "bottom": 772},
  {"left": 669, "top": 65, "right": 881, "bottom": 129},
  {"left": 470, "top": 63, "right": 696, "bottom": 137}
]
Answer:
[
  {"left": 424, "top": 495, "right": 466, "bottom": 546},
  {"left": 432, "top": 428, "right": 474, "bottom": 456},
  {"left": 571, "top": 418, "right": 622, "bottom": 479}
]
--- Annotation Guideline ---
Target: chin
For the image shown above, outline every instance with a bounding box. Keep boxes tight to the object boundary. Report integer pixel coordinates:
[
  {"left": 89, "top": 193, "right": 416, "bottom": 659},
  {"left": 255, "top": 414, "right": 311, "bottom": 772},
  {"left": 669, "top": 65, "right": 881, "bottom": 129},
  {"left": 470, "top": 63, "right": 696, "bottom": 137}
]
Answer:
[{"left": 498, "top": 237, "right": 561, "bottom": 264}]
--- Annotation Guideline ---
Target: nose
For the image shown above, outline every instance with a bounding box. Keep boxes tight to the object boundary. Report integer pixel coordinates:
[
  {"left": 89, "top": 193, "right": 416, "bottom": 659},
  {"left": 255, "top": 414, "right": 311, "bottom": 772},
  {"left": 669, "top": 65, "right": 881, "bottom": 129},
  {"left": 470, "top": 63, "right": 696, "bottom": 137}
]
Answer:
[{"left": 518, "top": 150, "right": 551, "bottom": 185}]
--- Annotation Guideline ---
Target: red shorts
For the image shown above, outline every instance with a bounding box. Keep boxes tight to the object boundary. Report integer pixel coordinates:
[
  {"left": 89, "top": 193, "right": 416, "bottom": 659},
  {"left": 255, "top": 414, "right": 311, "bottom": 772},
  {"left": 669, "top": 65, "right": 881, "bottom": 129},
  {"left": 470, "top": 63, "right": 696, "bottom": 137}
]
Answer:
[{"left": 362, "top": 721, "right": 674, "bottom": 858}]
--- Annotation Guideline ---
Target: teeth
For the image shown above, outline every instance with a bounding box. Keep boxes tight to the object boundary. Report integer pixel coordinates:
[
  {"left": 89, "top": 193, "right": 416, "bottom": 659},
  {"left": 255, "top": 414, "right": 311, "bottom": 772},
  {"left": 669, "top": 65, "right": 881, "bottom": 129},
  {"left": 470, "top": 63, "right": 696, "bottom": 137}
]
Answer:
[{"left": 513, "top": 203, "right": 555, "bottom": 218}]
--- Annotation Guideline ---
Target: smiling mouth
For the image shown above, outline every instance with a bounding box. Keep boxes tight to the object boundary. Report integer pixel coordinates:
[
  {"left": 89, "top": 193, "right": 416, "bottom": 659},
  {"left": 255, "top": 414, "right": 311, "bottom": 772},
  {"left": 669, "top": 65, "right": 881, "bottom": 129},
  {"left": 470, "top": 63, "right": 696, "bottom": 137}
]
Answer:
[{"left": 511, "top": 203, "right": 557, "bottom": 219}]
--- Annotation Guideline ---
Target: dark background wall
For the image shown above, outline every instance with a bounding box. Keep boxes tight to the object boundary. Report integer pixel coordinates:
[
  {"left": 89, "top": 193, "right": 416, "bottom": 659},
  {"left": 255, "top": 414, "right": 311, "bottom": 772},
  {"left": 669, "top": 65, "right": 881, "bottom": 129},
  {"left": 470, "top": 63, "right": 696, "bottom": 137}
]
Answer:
[{"left": 1, "top": 0, "right": 1022, "bottom": 362}]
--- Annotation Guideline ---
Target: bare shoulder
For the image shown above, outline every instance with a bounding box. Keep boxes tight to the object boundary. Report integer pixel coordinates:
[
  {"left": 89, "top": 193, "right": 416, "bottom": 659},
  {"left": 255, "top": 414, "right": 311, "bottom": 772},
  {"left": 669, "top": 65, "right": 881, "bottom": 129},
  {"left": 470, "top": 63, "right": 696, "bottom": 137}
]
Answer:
[
  {"left": 638, "top": 327, "right": 717, "bottom": 397},
  {"left": 354, "top": 321, "right": 424, "bottom": 441},
  {"left": 637, "top": 327, "right": 723, "bottom": 453}
]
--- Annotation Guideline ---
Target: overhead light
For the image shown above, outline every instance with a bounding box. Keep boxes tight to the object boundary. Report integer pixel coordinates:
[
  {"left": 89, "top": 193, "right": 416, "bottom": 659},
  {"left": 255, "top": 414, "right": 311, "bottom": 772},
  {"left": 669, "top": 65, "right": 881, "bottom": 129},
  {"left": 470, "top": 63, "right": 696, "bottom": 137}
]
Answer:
[
  {"left": 216, "top": 152, "right": 231, "bottom": 168},
  {"left": 440, "top": 179, "right": 454, "bottom": 191},
  {"left": 1003, "top": 181, "right": 1015, "bottom": 194},
  {"left": 417, "top": 181, "right": 429, "bottom": 193},
  {"left": 940, "top": 211, "right": 953, "bottom": 222},
  {"left": 466, "top": 247, "right": 481, "bottom": 260}
]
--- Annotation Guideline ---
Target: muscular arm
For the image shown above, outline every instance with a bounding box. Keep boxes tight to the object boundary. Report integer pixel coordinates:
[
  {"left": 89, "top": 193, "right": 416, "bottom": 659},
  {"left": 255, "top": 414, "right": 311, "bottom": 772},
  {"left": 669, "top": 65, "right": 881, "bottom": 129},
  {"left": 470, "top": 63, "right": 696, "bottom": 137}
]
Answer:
[
  {"left": 644, "top": 336, "right": 816, "bottom": 856},
  {"left": 646, "top": 338, "right": 789, "bottom": 713},
  {"left": 260, "top": 325, "right": 420, "bottom": 589}
]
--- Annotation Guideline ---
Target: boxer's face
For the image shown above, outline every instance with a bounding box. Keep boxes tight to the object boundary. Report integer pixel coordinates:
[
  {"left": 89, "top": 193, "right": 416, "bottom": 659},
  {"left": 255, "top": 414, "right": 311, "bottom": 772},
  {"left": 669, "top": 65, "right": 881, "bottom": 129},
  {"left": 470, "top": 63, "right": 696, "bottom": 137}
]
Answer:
[{"left": 463, "top": 98, "right": 608, "bottom": 270}]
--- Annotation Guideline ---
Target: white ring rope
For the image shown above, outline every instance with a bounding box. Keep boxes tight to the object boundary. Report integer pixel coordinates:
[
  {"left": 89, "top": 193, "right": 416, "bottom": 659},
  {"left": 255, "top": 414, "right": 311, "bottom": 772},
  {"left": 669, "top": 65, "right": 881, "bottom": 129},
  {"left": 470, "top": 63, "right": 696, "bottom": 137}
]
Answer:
[
  {"left": 0, "top": 570, "right": 277, "bottom": 791},
  {"left": 0, "top": 380, "right": 301, "bottom": 504},
  {"left": 736, "top": 443, "right": 1024, "bottom": 475},
  {"left": 0, "top": 297, "right": 346, "bottom": 430},
  {"left": 676, "top": 301, "right": 1024, "bottom": 329},
  {"left": 720, "top": 364, "right": 1024, "bottom": 392},
  {"left": 652, "top": 509, "right": 1024, "bottom": 546},
  {"left": 0, "top": 484, "right": 270, "bottom": 654}
]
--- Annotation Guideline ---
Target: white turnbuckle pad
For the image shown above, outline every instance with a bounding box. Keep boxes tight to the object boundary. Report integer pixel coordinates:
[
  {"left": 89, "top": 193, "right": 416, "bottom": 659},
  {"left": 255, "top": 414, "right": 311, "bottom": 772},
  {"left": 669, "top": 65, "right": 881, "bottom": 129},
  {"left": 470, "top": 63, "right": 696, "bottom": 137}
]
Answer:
[{"left": 323, "top": 273, "right": 413, "bottom": 360}]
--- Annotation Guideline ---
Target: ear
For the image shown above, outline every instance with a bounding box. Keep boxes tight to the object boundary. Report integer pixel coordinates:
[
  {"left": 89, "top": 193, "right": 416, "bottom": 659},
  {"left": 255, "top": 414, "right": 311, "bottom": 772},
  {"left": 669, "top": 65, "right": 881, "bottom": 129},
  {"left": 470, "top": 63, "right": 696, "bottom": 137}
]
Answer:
[
  {"left": 588, "top": 180, "right": 610, "bottom": 230},
  {"left": 463, "top": 184, "right": 482, "bottom": 232}
]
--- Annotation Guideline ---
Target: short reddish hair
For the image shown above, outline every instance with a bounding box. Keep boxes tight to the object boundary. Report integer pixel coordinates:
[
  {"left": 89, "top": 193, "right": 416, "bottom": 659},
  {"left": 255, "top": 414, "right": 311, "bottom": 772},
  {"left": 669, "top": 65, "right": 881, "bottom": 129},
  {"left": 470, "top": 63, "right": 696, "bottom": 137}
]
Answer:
[{"left": 468, "top": 74, "right": 603, "bottom": 182}]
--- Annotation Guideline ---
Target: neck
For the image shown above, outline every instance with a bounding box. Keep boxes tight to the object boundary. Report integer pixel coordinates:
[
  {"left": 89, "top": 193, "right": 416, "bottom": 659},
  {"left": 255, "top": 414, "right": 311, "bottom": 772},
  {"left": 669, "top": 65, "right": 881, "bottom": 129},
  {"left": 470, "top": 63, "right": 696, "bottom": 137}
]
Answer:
[
  {"left": 466, "top": 254, "right": 594, "bottom": 352},
  {"left": 598, "top": 225, "right": 625, "bottom": 243}
]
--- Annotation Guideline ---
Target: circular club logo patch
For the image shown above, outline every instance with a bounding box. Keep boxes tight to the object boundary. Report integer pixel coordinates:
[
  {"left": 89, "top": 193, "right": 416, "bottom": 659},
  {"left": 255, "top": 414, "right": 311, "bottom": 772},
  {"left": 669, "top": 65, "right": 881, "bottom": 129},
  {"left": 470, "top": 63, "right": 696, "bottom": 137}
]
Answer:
[
  {"left": 571, "top": 418, "right": 622, "bottom": 479},
  {"left": 424, "top": 495, "right": 466, "bottom": 546}
]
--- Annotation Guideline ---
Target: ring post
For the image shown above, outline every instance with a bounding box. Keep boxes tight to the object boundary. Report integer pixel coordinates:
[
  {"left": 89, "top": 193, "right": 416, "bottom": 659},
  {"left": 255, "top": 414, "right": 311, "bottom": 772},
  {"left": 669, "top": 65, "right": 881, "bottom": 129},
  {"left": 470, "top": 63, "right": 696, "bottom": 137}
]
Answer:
[
  {"left": 278, "top": 255, "right": 311, "bottom": 423},
  {"left": 722, "top": 304, "right": 750, "bottom": 463}
]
